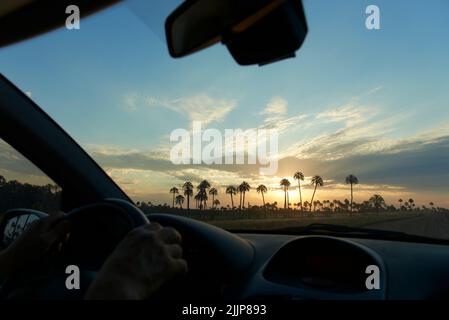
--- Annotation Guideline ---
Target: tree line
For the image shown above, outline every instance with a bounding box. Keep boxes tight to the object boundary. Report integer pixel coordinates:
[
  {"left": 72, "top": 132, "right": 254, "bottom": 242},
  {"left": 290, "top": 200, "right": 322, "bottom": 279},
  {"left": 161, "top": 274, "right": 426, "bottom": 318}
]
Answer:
[
  {"left": 0, "top": 175, "right": 61, "bottom": 214},
  {"left": 1, "top": 173, "right": 445, "bottom": 216},
  {"left": 163, "top": 172, "right": 446, "bottom": 214}
]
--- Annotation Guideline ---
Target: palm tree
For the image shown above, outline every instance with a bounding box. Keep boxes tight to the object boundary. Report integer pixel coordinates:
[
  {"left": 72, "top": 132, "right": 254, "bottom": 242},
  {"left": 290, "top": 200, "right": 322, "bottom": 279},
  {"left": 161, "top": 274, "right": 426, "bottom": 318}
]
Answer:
[
  {"left": 197, "top": 180, "right": 211, "bottom": 209},
  {"left": 256, "top": 184, "right": 268, "bottom": 207},
  {"left": 198, "top": 180, "right": 211, "bottom": 191},
  {"left": 196, "top": 189, "right": 208, "bottom": 210},
  {"left": 345, "top": 174, "right": 359, "bottom": 214},
  {"left": 182, "top": 181, "right": 193, "bottom": 210},
  {"left": 303, "top": 201, "right": 310, "bottom": 211},
  {"left": 369, "top": 194, "right": 385, "bottom": 214},
  {"left": 310, "top": 175, "right": 324, "bottom": 212},
  {"left": 194, "top": 193, "right": 201, "bottom": 209},
  {"left": 408, "top": 198, "right": 415, "bottom": 211},
  {"left": 238, "top": 182, "right": 251, "bottom": 209},
  {"left": 169, "top": 187, "right": 179, "bottom": 208},
  {"left": 332, "top": 199, "right": 338, "bottom": 211},
  {"left": 213, "top": 199, "right": 220, "bottom": 208},
  {"left": 175, "top": 194, "right": 185, "bottom": 208},
  {"left": 293, "top": 171, "right": 305, "bottom": 210},
  {"left": 280, "top": 178, "right": 291, "bottom": 209},
  {"left": 226, "top": 186, "right": 237, "bottom": 209},
  {"left": 209, "top": 187, "right": 218, "bottom": 207},
  {"left": 398, "top": 198, "right": 403, "bottom": 210},
  {"left": 238, "top": 185, "right": 243, "bottom": 209}
]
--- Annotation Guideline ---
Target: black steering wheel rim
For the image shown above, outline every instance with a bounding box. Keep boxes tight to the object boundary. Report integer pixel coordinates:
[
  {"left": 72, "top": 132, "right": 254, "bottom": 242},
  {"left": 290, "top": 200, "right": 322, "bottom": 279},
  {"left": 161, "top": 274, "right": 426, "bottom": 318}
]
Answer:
[{"left": 1, "top": 198, "right": 149, "bottom": 299}]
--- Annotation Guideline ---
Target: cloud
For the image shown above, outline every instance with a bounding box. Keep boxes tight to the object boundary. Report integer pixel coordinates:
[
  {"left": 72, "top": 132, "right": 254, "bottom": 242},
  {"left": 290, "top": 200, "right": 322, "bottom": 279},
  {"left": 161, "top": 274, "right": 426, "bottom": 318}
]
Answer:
[
  {"left": 256, "top": 96, "right": 309, "bottom": 138},
  {"left": 365, "top": 86, "right": 383, "bottom": 96},
  {"left": 260, "top": 96, "right": 288, "bottom": 118},
  {"left": 122, "top": 93, "right": 237, "bottom": 126},
  {"left": 82, "top": 125, "right": 449, "bottom": 206},
  {"left": 283, "top": 113, "right": 449, "bottom": 162},
  {"left": 93, "top": 89, "right": 449, "bottom": 190},
  {"left": 91, "top": 85, "right": 449, "bottom": 206},
  {"left": 315, "top": 104, "right": 374, "bottom": 126},
  {"left": 276, "top": 132, "right": 449, "bottom": 191},
  {"left": 279, "top": 100, "right": 415, "bottom": 161},
  {"left": 146, "top": 94, "right": 237, "bottom": 126},
  {"left": 122, "top": 93, "right": 140, "bottom": 112}
]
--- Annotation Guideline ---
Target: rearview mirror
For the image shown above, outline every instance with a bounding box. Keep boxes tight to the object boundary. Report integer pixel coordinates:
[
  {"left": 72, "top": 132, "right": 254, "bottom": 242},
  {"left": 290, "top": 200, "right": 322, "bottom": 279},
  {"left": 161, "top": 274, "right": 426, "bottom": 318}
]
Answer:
[{"left": 165, "top": 0, "right": 308, "bottom": 66}]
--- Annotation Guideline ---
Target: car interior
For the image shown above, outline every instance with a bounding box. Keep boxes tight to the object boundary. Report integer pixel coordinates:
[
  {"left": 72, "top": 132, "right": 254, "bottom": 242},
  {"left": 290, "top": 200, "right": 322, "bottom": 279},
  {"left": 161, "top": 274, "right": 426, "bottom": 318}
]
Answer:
[{"left": 1, "top": 0, "right": 449, "bottom": 301}]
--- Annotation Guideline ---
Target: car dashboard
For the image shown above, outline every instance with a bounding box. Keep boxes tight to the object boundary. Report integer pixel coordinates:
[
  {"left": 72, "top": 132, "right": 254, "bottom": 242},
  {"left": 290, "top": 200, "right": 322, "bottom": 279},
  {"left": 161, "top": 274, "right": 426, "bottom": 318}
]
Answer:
[
  {"left": 236, "top": 233, "right": 449, "bottom": 300},
  {"left": 148, "top": 214, "right": 449, "bottom": 301}
]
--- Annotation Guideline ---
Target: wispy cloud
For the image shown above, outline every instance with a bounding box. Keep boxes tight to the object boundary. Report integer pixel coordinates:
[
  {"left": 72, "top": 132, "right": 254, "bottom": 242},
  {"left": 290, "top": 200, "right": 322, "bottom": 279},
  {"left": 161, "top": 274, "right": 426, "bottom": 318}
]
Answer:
[
  {"left": 84, "top": 86, "right": 449, "bottom": 206},
  {"left": 258, "top": 96, "right": 308, "bottom": 135},
  {"left": 260, "top": 96, "right": 288, "bottom": 119},
  {"left": 122, "top": 92, "right": 140, "bottom": 112},
  {"left": 146, "top": 94, "right": 237, "bottom": 126},
  {"left": 122, "top": 93, "right": 237, "bottom": 126},
  {"left": 315, "top": 104, "right": 374, "bottom": 126},
  {"left": 282, "top": 110, "right": 447, "bottom": 161},
  {"left": 365, "top": 86, "right": 383, "bottom": 96}
]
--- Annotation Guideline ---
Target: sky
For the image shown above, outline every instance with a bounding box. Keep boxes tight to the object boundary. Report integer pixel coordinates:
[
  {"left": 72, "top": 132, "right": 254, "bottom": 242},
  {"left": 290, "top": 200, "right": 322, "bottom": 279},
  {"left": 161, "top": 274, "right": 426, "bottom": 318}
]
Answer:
[{"left": 0, "top": 0, "right": 449, "bottom": 208}]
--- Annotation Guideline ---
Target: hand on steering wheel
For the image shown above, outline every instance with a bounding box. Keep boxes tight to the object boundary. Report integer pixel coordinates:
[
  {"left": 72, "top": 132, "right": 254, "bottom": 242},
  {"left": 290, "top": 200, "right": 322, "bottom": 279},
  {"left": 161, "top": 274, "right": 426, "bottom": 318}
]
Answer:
[
  {"left": 85, "top": 223, "right": 188, "bottom": 300},
  {"left": 0, "top": 213, "right": 70, "bottom": 279}
]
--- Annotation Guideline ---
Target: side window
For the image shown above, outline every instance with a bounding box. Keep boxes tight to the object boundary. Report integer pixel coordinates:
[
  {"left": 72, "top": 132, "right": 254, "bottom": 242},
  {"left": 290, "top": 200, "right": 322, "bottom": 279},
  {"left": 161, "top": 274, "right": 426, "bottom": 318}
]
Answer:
[{"left": 0, "top": 138, "right": 61, "bottom": 214}]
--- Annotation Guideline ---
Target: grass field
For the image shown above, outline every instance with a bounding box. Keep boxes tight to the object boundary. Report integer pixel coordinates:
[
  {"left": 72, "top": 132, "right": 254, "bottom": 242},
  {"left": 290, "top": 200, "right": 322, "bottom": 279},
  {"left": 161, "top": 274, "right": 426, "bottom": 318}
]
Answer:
[{"left": 196, "top": 212, "right": 423, "bottom": 231}]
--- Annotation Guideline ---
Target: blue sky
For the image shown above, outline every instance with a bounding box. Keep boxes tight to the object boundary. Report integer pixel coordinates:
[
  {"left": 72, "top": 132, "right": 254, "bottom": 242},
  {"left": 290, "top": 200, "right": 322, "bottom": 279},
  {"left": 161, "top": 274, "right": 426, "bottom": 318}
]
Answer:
[{"left": 1, "top": 0, "right": 449, "bottom": 207}]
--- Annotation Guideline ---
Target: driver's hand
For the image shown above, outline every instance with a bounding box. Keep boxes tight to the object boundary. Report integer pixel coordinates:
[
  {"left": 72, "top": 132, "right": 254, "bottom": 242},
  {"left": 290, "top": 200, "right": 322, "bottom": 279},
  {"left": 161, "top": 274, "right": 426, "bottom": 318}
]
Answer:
[
  {"left": 85, "top": 223, "right": 188, "bottom": 300},
  {"left": 0, "top": 213, "right": 70, "bottom": 278}
]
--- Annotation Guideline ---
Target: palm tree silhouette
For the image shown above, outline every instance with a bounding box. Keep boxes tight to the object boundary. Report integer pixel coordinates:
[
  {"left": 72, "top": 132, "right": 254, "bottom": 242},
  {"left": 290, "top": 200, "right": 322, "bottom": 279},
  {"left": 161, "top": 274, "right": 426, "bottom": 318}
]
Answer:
[
  {"left": 310, "top": 175, "right": 324, "bottom": 212},
  {"left": 196, "top": 189, "right": 208, "bottom": 210},
  {"left": 333, "top": 199, "right": 339, "bottom": 211},
  {"left": 226, "top": 186, "right": 237, "bottom": 209},
  {"left": 169, "top": 187, "right": 179, "bottom": 208},
  {"left": 256, "top": 184, "right": 268, "bottom": 207},
  {"left": 182, "top": 181, "right": 193, "bottom": 210},
  {"left": 370, "top": 194, "right": 385, "bottom": 214},
  {"left": 194, "top": 193, "right": 201, "bottom": 209},
  {"left": 280, "top": 178, "right": 291, "bottom": 209},
  {"left": 303, "top": 201, "right": 309, "bottom": 211},
  {"left": 238, "top": 185, "right": 243, "bottom": 209},
  {"left": 345, "top": 174, "right": 359, "bottom": 214},
  {"left": 238, "top": 182, "right": 251, "bottom": 209},
  {"left": 213, "top": 199, "right": 220, "bottom": 208},
  {"left": 293, "top": 171, "right": 304, "bottom": 210},
  {"left": 198, "top": 180, "right": 211, "bottom": 191},
  {"left": 408, "top": 198, "right": 415, "bottom": 211},
  {"left": 197, "top": 180, "right": 211, "bottom": 209},
  {"left": 209, "top": 187, "right": 218, "bottom": 206},
  {"left": 175, "top": 194, "right": 185, "bottom": 208}
]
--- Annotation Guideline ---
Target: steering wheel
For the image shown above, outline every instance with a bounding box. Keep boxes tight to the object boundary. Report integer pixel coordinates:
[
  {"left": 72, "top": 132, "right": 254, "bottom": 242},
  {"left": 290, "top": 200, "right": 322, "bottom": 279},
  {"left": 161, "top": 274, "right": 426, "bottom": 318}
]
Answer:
[
  {"left": 0, "top": 198, "right": 149, "bottom": 299},
  {"left": 1, "top": 198, "right": 254, "bottom": 300}
]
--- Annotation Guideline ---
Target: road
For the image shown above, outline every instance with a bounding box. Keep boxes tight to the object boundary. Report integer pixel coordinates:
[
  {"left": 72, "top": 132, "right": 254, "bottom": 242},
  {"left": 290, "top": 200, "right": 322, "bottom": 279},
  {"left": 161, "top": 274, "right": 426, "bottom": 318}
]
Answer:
[{"left": 367, "top": 213, "right": 449, "bottom": 239}]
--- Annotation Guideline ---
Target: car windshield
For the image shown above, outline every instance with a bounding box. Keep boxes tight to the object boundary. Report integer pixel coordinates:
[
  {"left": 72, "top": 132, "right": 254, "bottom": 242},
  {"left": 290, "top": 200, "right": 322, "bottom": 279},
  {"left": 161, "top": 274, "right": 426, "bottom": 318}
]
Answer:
[{"left": 1, "top": 0, "right": 449, "bottom": 239}]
